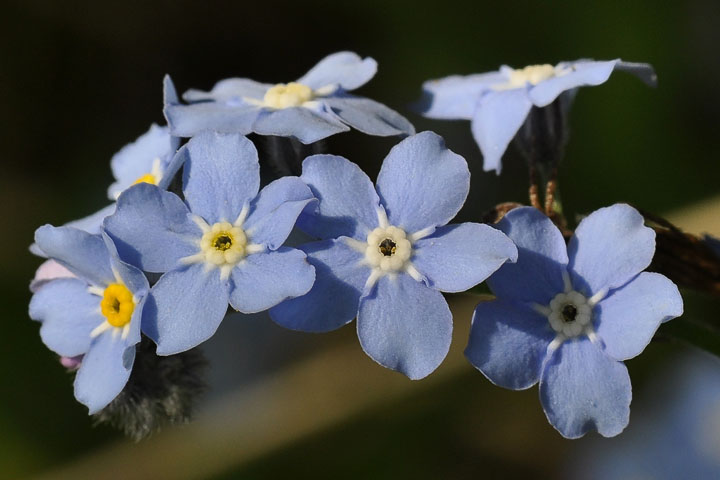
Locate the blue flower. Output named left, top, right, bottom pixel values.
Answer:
left=418, top=59, right=656, bottom=173
left=29, top=226, right=149, bottom=413
left=164, top=51, right=415, bottom=143
left=104, top=132, right=316, bottom=355
left=270, top=131, right=518, bottom=379
left=107, top=123, right=181, bottom=200
left=28, top=204, right=116, bottom=257
left=465, top=205, right=683, bottom=438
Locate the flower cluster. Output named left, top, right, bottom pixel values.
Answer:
left=29, top=52, right=686, bottom=440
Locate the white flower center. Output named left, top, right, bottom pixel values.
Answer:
left=263, top=82, right=314, bottom=109
left=546, top=290, right=592, bottom=338
left=364, top=225, right=412, bottom=272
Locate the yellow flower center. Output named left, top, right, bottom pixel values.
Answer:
left=200, top=222, right=248, bottom=265
left=263, top=82, right=314, bottom=109
left=508, top=64, right=557, bottom=87
left=132, top=173, right=158, bottom=186
left=100, top=283, right=135, bottom=328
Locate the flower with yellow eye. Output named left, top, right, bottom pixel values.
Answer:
left=104, top=132, right=316, bottom=355
left=164, top=51, right=415, bottom=144
left=29, top=226, right=149, bottom=414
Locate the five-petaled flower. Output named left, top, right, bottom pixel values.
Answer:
left=465, top=205, right=683, bottom=438
left=29, top=226, right=149, bottom=413
left=164, top=51, right=415, bottom=144
left=104, top=132, right=316, bottom=355
left=270, top=131, right=518, bottom=380
left=418, top=59, right=656, bottom=173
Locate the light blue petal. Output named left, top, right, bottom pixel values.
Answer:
left=528, top=60, right=618, bottom=107
left=413, top=222, right=517, bottom=292
left=243, top=177, right=316, bottom=250
left=102, top=233, right=150, bottom=300
left=30, top=204, right=117, bottom=258
left=322, top=95, right=415, bottom=137
left=595, top=272, right=683, bottom=361
left=74, top=331, right=136, bottom=414
left=614, top=61, right=657, bottom=87
left=297, top=51, right=377, bottom=90
left=357, top=274, right=452, bottom=380
left=29, top=278, right=104, bottom=357
left=252, top=107, right=350, bottom=144
left=34, top=226, right=114, bottom=287
left=298, top=154, right=380, bottom=240
left=540, top=338, right=631, bottom=438
left=488, top=207, right=568, bottom=306
left=108, top=124, right=177, bottom=199
left=465, top=299, right=554, bottom=390
left=418, top=71, right=506, bottom=119
left=229, top=247, right=314, bottom=313
left=270, top=239, right=368, bottom=332
left=143, top=264, right=230, bottom=355
left=568, top=204, right=655, bottom=296
left=182, top=132, right=260, bottom=224
left=376, top=131, right=469, bottom=233
left=163, top=74, right=178, bottom=106
left=165, top=102, right=259, bottom=138
left=104, top=183, right=201, bottom=273
left=183, top=78, right=271, bottom=103
left=157, top=147, right=187, bottom=191
left=471, top=89, right=533, bottom=174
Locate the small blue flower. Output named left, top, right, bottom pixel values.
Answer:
left=270, top=131, right=518, bottom=379
left=104, top=132, right=316, bottom=355
left=418, top=59, right=656, bottom=173
left=465, top=205, right=683, bottom=438
left=29, top=226, right=149, bottom=413
left=107, top=123, right=180, bottom=200
left=164, top=51, right=415, bottom=143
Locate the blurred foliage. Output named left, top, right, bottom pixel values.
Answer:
left=2, top=0, right=720, bottom=477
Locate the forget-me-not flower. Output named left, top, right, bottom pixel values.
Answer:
left=29, top=226, right=149, bottom=413
left=164, top=51, right=415, bottom=144
left=418, top=59, right=656, bottom=173
left=271, top=131, right=518, bottom=380
left=104, top=132, right=316, bottom=355
left=465, top=205, right=683, bottom=438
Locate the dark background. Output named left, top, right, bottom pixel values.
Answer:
left=2, top=0, right=720, bottom=478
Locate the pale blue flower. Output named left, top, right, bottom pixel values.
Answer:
left=164, top=51, right=415, bottom=143
left=104, top=132, right=316, bottom=355
left=465, top=205, right=683, bottom=438
left=29, top=226, right=149, bottom=413
left=271, top=131, right=517, bottom=380
left=419, top=59, right=656, bottom=173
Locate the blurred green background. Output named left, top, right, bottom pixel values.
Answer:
left=2, top=0, right=720, bottom=478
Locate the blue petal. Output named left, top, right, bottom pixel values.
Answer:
left=528, top=60, right=618, bottom=107
left=182, top=132, right=260, bottom=224
left=471, top=89, right=533, bottom=174
left=108, top=124, right=177, bottom=199
left=104, top=183, right=201, bottom=273
left=165, top=102, right=259, bottom=138
left=488, top=207, right=569, bottom=305
left=34, top=226, right=114, bottom=287
left=298, top=154, right=380, bottom=240
left=229, top=247, right=315, bottom=313
left=243, top=177, right=316, bottom=251
left=163, top=74, right=179, bottom=105
left=270, top=239, right=368, bottom=332
left=143, top=264, right=230, bottom=355
left=418, top=72, right=506, bottom=119
left=568, top=204, right=655, bottom=296
left=183, top=78, right=271, bottom=103
left=252, top=107, right=350, bottom=144
left=323, top=95, right=415, bottom=137
left=614, top=61, right=657, bottom=87
left=297, top=51, right=377, bottom=90
left=539, top=338, right=631, bottom=438
left=465, top=299, right=554, bottom=390
left=74, top=331, right=136, bottom=414
left=29, top=278, right=104, bottom=357
left=103, top=233, right=150, bottom=300
left=376, top=131, right=469, bottom=233
left=413, top=222, right=517, bottom=292
left=357, top=274, right=452, bottom=379
left=595, top=272, right=683, bottom=361
left=30, top=204, right=117, bottom=258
